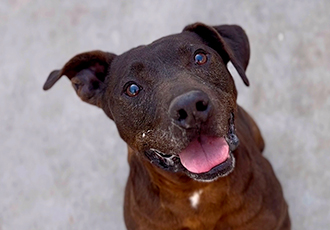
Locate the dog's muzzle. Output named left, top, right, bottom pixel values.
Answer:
left=145, top=113, right=239, bottom=182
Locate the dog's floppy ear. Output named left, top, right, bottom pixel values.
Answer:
left=183, top=23, right=250, bottom=86
left=43, top=50, right=116, bottom=107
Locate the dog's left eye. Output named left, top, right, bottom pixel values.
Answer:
left=194, top=53, right=208, bottom=65
left=125, top=82, right=142, bottom=97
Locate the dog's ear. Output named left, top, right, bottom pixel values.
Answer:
left=43, top=50, right=116, bottom=107
left=183, top=23, right=250, bottom=86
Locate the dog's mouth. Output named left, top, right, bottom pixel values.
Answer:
left=144, top=114, right=239, bottom=182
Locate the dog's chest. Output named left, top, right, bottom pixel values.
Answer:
left=154, top=188, right=228, bottom=229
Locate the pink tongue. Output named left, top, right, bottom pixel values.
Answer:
left=178, top=136, right=229, bottom=174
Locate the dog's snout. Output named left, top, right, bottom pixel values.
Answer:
left=169, top=90, right=211, bottom=129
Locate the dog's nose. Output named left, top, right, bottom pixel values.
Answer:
left=169, top=90, right=211, bottom=129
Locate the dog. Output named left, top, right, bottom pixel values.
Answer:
left=43, top=22, right=290, bottom=230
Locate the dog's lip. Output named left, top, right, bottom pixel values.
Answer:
left=150, top=148, right=173, bottom=158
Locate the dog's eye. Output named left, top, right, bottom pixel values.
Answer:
left=194, top=53, right=208, bottom=65
left=125, top=82, right=141, bottom=97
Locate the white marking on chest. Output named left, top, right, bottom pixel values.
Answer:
left=189, top=190, right=203, bottom=209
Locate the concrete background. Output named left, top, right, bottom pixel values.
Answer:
left=1, top=0, right=329, bottom=229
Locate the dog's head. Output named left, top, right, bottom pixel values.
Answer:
left=44, top=23, right=250, bottom=182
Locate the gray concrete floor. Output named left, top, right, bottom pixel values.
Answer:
left=1, top=0, right=330, bottom=229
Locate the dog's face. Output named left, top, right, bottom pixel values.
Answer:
left=44, top=23, right=250, bottom=182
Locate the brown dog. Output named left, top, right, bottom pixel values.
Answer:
left=43, top=23, right=290, bottom=230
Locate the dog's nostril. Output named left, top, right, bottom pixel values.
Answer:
left=196, top=101, right=208, bottom=112
left=178, top=109, right=188, bottom=121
